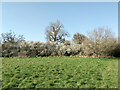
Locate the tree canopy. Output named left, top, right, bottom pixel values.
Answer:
left=45, top=20, right=69, bottom=44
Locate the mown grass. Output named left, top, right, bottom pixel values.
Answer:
left=2, top=57, right=118, bottom=88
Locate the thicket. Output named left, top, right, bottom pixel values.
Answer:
left=1, top=27, right=120, bottom=57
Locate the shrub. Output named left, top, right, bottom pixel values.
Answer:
left=81, top=39, right=94, bottom=56
left=1, top=28, right=119, bottom=57
left=70, top=44, right=82, bottom=55
left=58, top=40, right=71, bottom=56
left=45, top=41, right=58, bottom=56
left=2, top=42, right=19, bottom=57
left=18, top=41, right=59, bottom=57
left=111, top=43, right=120, bottom=57
left=0, top=43, right=2, bottom=57
left=1, top=31, right=25, bottom=57
left=58, top=40, right=82, bottom=56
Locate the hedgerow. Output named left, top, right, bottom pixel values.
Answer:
left=1, top=27, right=120, bottom=57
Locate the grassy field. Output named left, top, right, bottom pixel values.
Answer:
left=2, top=57, right=118, bottom=88
left=0, top=58, right=2, bottom=89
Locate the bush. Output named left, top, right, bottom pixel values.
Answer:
left=70, top=44, right=82, bottom=55
left=1, top=31, right=25, bottom=57
left=81, top=39, right=94, bottom=56
left=1, top=28, right=119, bottom=57
left=2, top=42, right=19, bottom=57
left=17, top=41, right=59, bottom=57
left=58, top=40, right=82, bottom=56
left=111, top=43, right=120, bottom=57
left=18, top=41, right=45, bottom=57
left=58, top=44, right=71, bottom=56
left=45, top=41, right=58, bottom=56
left=0, top=43, right=2, bottom=57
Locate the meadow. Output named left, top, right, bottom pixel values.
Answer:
left=0, top=59, right=2, bottom=89
left=2, top=57, right=118, bottom=88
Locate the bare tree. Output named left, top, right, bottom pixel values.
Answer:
left=1, top=30, right=25, bottom=43
left=45, top=20, right=69, bottom=43
left=73, top=32, right=87, bottom=44
left=82, top=27, right=117, bottom=57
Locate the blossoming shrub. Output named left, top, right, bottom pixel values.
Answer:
left=17, top=41, right=59, bottom=57
left=58, top=44, right=71, bottom=56
left=70, top=44, right=82, bottom=55
left=58, top=40, right=82, bottom=56
left=2, top=42, right=19, bottom=57
left=1, top=29, right=120, bottom=57
left=0, top=37, right=1, bottom=57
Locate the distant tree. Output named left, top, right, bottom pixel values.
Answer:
left=62, top=40, right=71, bottom=45
left=45, top=20, right=69, bottom=44
left=1, top=30, right=25, bottom=43
left=81, top=27, right=117, bottom=57
left=73, top=32, right=87, bottom=44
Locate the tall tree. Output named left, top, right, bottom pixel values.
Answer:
left=73, top=32, right=87, bottom=44
left=45, top=20, right=69, bottom=43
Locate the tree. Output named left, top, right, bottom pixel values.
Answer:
left=45, top=20, right=69, bottom=44
left=73, top=32, right=87, bottom=44
left=1, top=30, right=25, bottom=43
left=81, top=27, right=117, bottom=57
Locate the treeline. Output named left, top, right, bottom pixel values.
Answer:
left=0, top=20, right=120, bottom=57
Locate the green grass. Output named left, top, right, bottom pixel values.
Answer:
left=0, top=58, right=2, bottom=89
left=2, top=57, right=118, bottom=88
